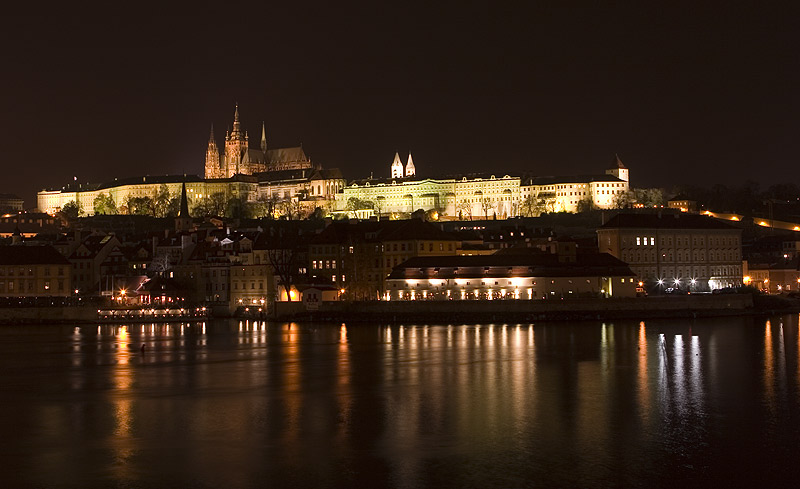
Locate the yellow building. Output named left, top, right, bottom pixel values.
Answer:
left=338, top=153, right=630, bottom=219
left=37, top=175, right=258, bottom=216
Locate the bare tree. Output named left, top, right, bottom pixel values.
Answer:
left=457, top=200, right=472, bottom=220
left=480, top=198, right=495, bottom=220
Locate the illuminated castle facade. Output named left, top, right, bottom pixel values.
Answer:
left=337, top=153, right=630, bottom=219
left=204, top=104, right=317, bottom=179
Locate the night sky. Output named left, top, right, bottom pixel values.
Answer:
left=2, top=4, right=797, bottom=207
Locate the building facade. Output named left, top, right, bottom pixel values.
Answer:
left=597, top=212, right=743, bottom=291
left=385, top=251, right=637, bottom=300
left=38, top=175, right=259, bottom=217
left=0, top=245, right=73, bottom=297
left=339, top=153, right=630, bottom=219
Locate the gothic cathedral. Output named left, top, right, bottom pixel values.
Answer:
left=204, top=105, right=317, bottom=179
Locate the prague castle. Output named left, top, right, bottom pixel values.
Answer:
left=37, top=103, right=628, bottom=221
left=337, top=153, right=630, bottom=219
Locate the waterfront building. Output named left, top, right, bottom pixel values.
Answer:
left=385, top=247, right=636, bottom=300
left=66, top=234, right=123, bottom=294
left=743, top=257, right=800, bottom=293
left=309, top=219, right=460, bottom=300
left=0, top=245, right=72, bottom=297
left=597, top=212, right=743, bottom=291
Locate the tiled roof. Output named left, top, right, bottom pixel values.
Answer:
left=524, top=174, right=624, bottom=186
left=311, top=220, right=458, bottom=244
left=599, top=212, right=741, bottom=230
left=265, top=146, right=309, bottom=164
left=387, top=252, right=633, bottom=279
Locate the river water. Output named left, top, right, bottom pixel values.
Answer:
left=1, top=316, right=799, bottom=488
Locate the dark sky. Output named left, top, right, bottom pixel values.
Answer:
left=2, top=4, right=798, bottom=206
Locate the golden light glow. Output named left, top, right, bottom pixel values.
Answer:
left=743, top=276, right=751, bottom=284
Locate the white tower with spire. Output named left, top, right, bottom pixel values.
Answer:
left=606, top=153, right=629, bottom=182
left=391, top=152, right=404, bottom=179
left=405, top=152, right=416, bottom=177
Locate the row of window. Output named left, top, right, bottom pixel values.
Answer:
left=0, top=280, right=66, bottom=292
left=627, top=235, right=739, bottom=247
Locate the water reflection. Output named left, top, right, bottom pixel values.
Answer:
left=2, top=316, right=800, bottom=488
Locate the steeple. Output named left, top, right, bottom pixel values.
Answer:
left=179, top=182, right=190, bottom=218
left=232, top=103, right=241, bottom=131
left=224, top=103, right=250, bottom=177
left=260, top=121, right=267, bottom=153
left=605, top=153, right=630, bottom=182
left=204, top=124, right=222, bottom=178
left=391, top=152, right=404, bottom=179
left=614, top=153, right=626, bottom=169
left=175, top=181, right=192, bottom=232
left=405, top=152, right=416, bottom=177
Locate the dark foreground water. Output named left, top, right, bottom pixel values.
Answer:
left=2, top=316, right=800, bottom=488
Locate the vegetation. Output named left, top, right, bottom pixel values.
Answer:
left=92, top=193, right=117, bottom=215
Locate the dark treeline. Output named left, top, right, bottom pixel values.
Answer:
left=671, top=181, right=800, bottom=219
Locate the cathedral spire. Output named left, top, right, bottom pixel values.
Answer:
left=405, top=151, right=416, bottom=177
left=208, top=124, right=215, bottom=142
left=260, top=121, right=267, bottom=153
left=391, top=152, right=404, bottom=179
left=614, top=153, right=626, bottom=169
left=230, top=103, right=243, bottom=138
left=179, top=181, right=190, bottom=218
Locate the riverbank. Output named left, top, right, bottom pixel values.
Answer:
left=2, top=293, right=798, bottom=325
left=274, top=294, right=784, bottom=323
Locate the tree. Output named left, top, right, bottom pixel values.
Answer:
left=276, top=199, right=305, bottom=220
left=266, top=230, right=303, bottom=301
left=631, top=188, right=664, bottom=208
left=611, top=191, right=634, bottom=209
left=457, top=200, right=473, bottom=220
left=125, top=195, right=153, bottom=215
left=480, top=198, right=495, bottom=220
left=374, top=197, right=385, bottom=219
left=346, top=197, right=374, bottom=211
left=576, top=195, right=595, bottom=213
left=520, top=195, right=537, bottom=217
left=60, top=200, right=82, bottom=221
left=166, top=196, right=181, bottom=217
left=93, top=193, right=117, bottom=215
left=152, top=184, right=172, bottom=217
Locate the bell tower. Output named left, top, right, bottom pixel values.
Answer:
left=204, top=124, right=222, bottom=179
left=224, top=104, right=249, bottom=177
left=391, top=152, right=403, bottom=179
left=606, top=153, right=629, bottom=182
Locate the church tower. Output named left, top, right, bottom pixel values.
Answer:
left=405, top=152, right=416, bottom=177
left=224, top=104, right=250, bottom=177
left=175, top=181, right=193, bottom=232
left=606, top=153, right=629, bottom=182
left=260, top=121, right=267, bottom=153
left=204, top=125, right=222, bottom=179
left=391, top=152, right=404, bottom=179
